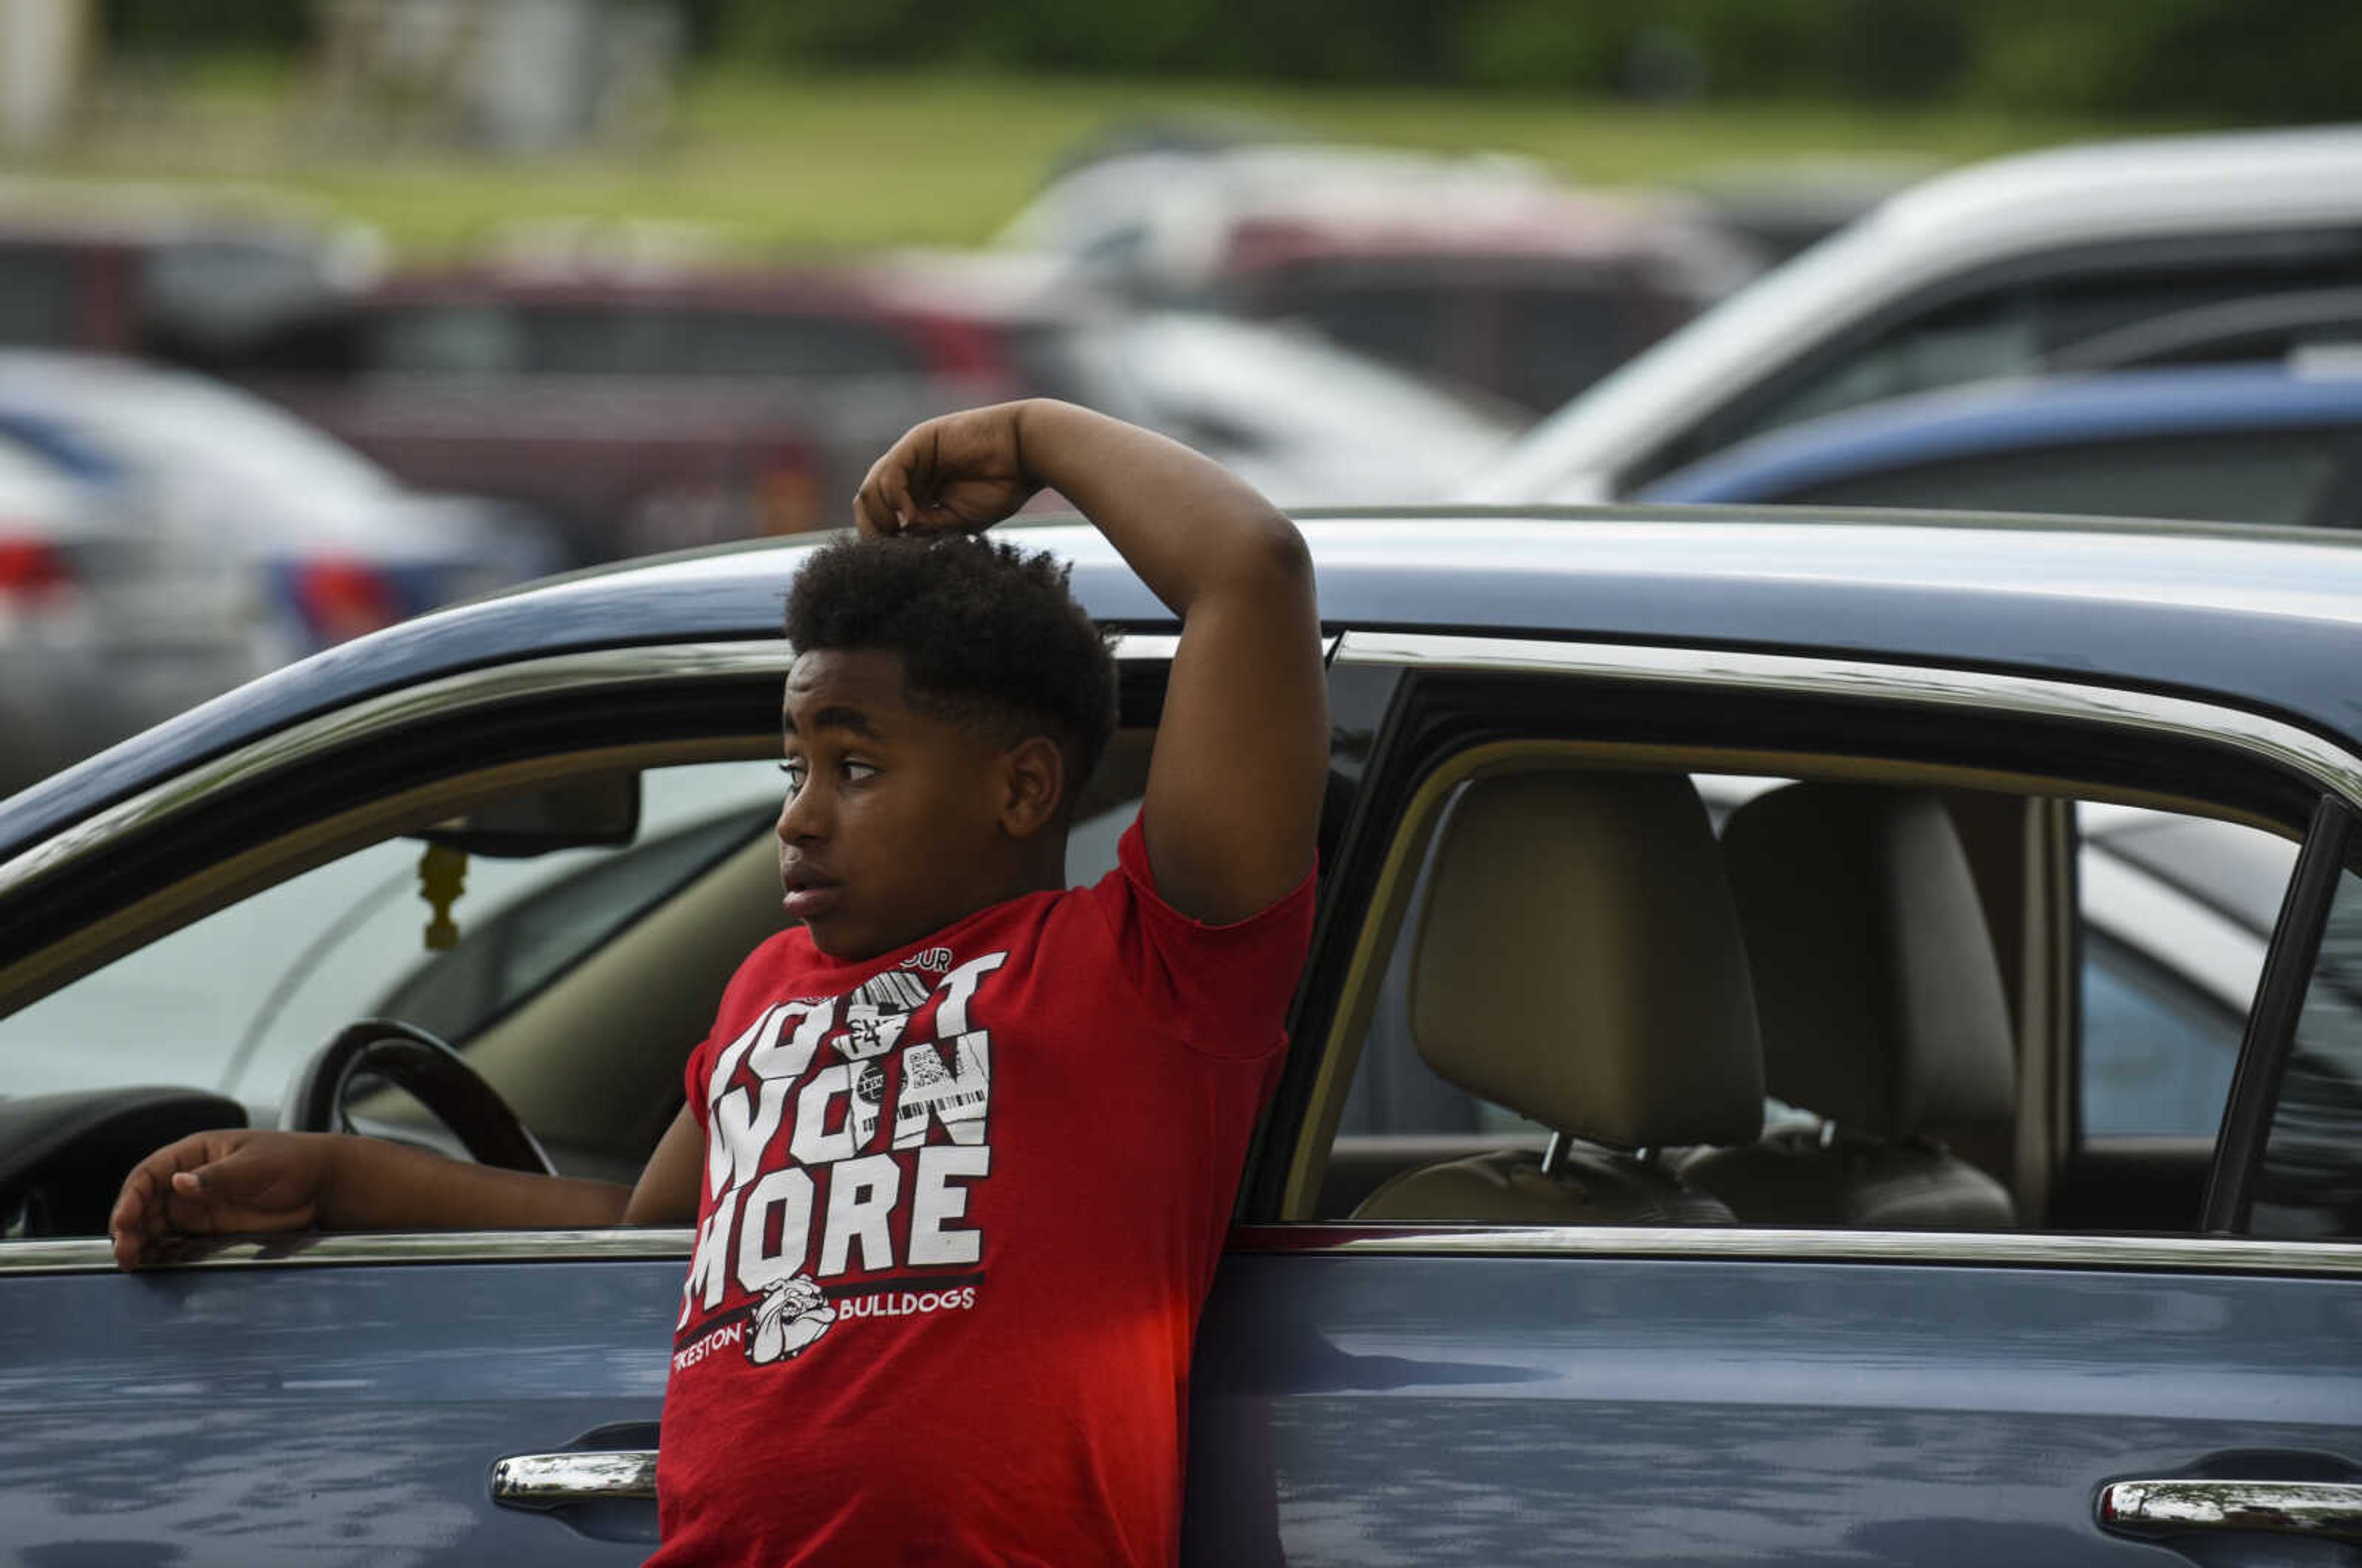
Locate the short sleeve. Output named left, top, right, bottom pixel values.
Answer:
left=1087, top=818, right=1317, bottom=1061
left=683, top=928, right=803, bottom=1131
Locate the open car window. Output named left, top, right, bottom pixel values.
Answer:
left=1310, top=764, right=2304, bottom=1236
left=0, top=723, right=1155, bottom=1210
left=0, top=760, right=787, bottom=1109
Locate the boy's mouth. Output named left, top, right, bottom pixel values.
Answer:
left=780, top=863, right=843, bottom=921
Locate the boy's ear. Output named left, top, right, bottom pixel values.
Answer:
left=997, top=735, right=1066, bottom=839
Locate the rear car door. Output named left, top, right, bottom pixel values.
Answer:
left=1185, top=631, right=2362, bottom=1566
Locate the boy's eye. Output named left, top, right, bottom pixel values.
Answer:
left=778, top=760, right=806, bottom=789
left=843, top=761, right=878, bottom=782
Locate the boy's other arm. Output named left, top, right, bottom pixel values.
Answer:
left=859, top=400, right=1326, bottom=923
left=622, top=1103, right=703, bottom=1224
left=111, top=1105, right=704, bottom=1268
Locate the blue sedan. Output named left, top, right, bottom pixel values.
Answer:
left=1638, top=362, right=2362, bottom=529
left=3, top=511, right=2362, bottom=1562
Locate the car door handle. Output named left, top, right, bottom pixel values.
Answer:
left=489, top=1449, right=659, bottom=1510
left=2099, top=1479, right=2362, bottom=1543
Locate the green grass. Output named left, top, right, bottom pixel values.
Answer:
left=10, top=62, right=2210, bottom=258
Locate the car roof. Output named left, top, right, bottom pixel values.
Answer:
left=10, top=511, right=2362, bottom=858
left=1639, top=364, right=2362, bottom=503
left=1475, top=126, right=2362, bottom=503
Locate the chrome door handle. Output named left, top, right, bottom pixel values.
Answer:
left=489, top=1449, right=658, bottom=1510
left=2099, top=1479, right=2362, bottom=1542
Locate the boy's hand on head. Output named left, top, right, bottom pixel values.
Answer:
left=109, top=1128, right=336, bottom=1269
left=856, top=402, right=1042, bottom=538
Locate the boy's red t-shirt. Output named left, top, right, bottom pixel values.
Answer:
left=647, top=819, right=1314, bottom=1567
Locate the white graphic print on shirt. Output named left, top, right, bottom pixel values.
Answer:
left=674, top=948, right=1005, bottom=1369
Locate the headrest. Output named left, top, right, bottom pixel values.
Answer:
left=1409, top=771, right=1764, bottom=1150
left=1719, top=782, right=2015, bottom=1137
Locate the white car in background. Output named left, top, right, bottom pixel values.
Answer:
left=0, top=352, right=560, bottom=660
left=1038, top=309, right=1520, bottom=507
left=1473, top=126, right=2362, bottom=502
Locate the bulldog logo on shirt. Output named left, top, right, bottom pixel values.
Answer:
left=748, top=1275, right=836, bottom=1363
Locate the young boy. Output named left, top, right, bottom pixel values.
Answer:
left=108, top=399, right=1328, bottom=1566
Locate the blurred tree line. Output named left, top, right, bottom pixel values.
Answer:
left=103, top=0, right=2362, bottom=123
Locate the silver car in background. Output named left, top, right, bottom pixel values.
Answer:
left=1476, top=126, right=2362, bottom=502
left=0, top=351, right=560, bottom=784
left=0, top=423, right=266, bottom=795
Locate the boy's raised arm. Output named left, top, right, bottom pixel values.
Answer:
left=856, top=400, right=1326, bottom=923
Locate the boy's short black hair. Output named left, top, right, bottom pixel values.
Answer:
left=784, top=533, right=1119, bottom=790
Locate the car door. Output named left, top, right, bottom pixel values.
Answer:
left=0, top=629, right=1219, bottom=1563
left=1183, top=631, right=2362, bottom=1566
left=0, top=646, right=792, bottom=1563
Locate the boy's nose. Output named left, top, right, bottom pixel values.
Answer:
left=776, top=783, right=825, bottom=842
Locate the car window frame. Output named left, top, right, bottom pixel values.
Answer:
left=1249, top=629, right=2362, bottom=1272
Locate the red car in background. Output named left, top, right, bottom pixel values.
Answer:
left=0, top=191, right=380, bottom=365
left=218, top=258, right=1053, bottom=563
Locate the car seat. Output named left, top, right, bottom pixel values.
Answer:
left=1682, top=782, right=2017, bottom=1228
left=1351, top=770, right=1765, bottom=1225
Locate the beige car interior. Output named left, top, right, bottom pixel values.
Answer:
left=1680, top=781, right=2019, bottom=1228
left=1351, top=771, right=1765, bottom=1225
left=1289, top=730, right=2297, bottom=1232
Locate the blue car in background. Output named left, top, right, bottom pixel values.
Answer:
left=4, top=511, right=2362, bottom=1562
left=1637, top=360, right=2362, bottom=528
left=0, top=351, right=561, bottom=657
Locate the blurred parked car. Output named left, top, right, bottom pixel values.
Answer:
left=7, top=511, right=2362, bottom=1558
left=1679, top=156, right=1935, bottom=265
left=0, top=183, right=383, bottom=364
left=1636, top=362, right=2362, bottom=530
left=0, top=424, right=268, bottom=796
left=213, top=253, right=1516, bottom=557
left=1033, top=309, right=1517, bottom=506
left=2046, top=286, right=2362, bottom=376
left=1474, top=126, right=2362, bottom=502
left=0, top=352, right=560, bottom=659
left=1000, top=143, right=1759, bottom=413
left=215, top=258, right=1038, bottom=561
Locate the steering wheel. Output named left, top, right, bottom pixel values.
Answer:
left=279, top=1019, right=555, bottom=1176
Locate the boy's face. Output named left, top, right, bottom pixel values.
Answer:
left=776, top=648, right=1036, bottom=960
